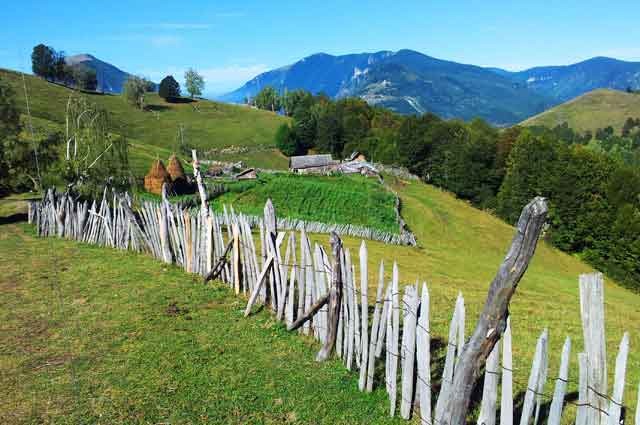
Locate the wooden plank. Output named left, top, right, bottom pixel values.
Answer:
left=388, top=261, right=400, bottom=417
left=500, top=317, right=513, bottom=425
left=417, top=282, right=431, bottom=425
left=579, top=273, right=608, bottom=425
left=376, top=285, right=390, bottom=358
left=576, top=353, right=588, bottom=425
left=358, top=241, right=369, bottom=391
left=400, top=284, right=418, bottom=419
left=243, top=256, right=274, bottom=316
left=477, top=341, right=499, bottom=425
left=607, top=332, right=629, bottom=425
left=366, top=260, right=385, bottom=392
left=519, top=329, right=547, bottom=425
left=548, top=337, right=571, bottom=425
left=434, top=293, right=462, bottom=420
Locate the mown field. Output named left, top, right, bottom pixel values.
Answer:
left=521, top=88, right=640, bottom=133
left=2, top=177, right=639, bottom=423
left=2, top=68, right=289, bottom=175
left=211, top=174, right=400, bottom=234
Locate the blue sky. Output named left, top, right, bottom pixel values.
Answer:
left=2, top=1, right=640, bottom=95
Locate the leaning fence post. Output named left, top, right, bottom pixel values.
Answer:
left=435, top=197, right=548, bottom=425
left=519, top=329, right=548, bottom=425
left=316, top=232, right=344, bottom=362
left=416, top=282, right=431, bottom=425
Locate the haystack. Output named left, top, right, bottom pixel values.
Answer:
left=144, top=159, right=171, bottom=194
left=167, top=154, right=186, bottom=181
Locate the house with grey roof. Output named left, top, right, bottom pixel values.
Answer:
left=288, top=154, right=339, bottom=174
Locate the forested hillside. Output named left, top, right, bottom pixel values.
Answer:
left=268, top=89, right=640, bottom=290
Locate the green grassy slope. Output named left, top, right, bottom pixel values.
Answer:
left=213, top=174, right=400, bottom=233
left=0, top=222, right=400, bottom=424
left=2, top=175, right=639, bottom=422
left=2, top=68, right=289, bottom=173
left=521, top=89, right=640, bottom=133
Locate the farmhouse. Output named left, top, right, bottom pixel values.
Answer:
left=289, top=154, right=339, bottom=174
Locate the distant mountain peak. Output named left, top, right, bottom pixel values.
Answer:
left=63, top=53, right=154, bottom=94
left=220, top=50, right=640, bottom=125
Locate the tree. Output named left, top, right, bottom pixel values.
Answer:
left=0, top=76, right=61, bottom=193
left=184, top=68, right=204, bottom=98
left=254, top=86, right=280, bottom=111
left=31, top=44, right=55, bottom=80
left=59, top=95, right=130, bottom=197
left=159, top=75, right=180, bottom=101
left=73, top=66, right=98, bottom=91
left=275, top=123, right=302, bottom=156
left=123, top=76, right=147, bottom=110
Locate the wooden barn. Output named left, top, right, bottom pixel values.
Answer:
left=289, top=154, right=339, bottom=174
left=144, top=159, right=171, bottom=195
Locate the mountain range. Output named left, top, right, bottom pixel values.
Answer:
left=220, top=49, right=640, bottom=125
left=65, top=54, right=151, bottom=93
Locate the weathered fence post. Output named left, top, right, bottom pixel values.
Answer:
left=435, top=197, right=548, bottom=425
left=477, top=341, right=499, bottom=425
left=417, top=282, right=431, bottom=425
left=579, top=272, right=608, bottom=425
left=500, top=317, right=513, bottom=425
left=608, top=332, right=629, bottom=425
left=547, top=337, right=571, bottom=425
left=400, top=284, right=418, bottom=419
left=520, top=329, right=548, bottom=425
left=316, top=232, right=344, bottom=362
left=358, top=241, right=369, bottom=391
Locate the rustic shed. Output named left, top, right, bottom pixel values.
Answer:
left=235, top=168, right=257, bottom=180
left=289, top=154, right=338, bottom=174
left=144, top=159, right=171, bottom=195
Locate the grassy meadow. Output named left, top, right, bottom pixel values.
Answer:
left=521, top=88, right=640, bottom=133
left=212, top=174, right=400, bottom=234
left=2, top=68, right=289, bottom=176
left=2, top=175, right=639, bottom=423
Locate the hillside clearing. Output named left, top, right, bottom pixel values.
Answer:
left=212, top=174, right=400, bottom=234
left=521, top=88, right=640, bottom=133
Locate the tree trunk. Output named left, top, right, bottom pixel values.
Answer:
left=436, top=197, right=548, bottom=425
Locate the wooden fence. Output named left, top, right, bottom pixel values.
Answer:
left=29, top=187, right=637, bottom=424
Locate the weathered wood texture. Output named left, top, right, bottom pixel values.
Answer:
left=435, top=196, right=549, bottom=425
